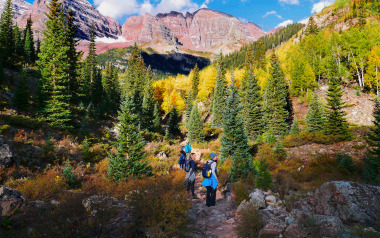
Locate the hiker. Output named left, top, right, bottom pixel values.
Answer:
left=202, top=152, right=219, bottom=207
left=185, top=152, right=197, bottom=199
left=184, top=142, right=192, bottom=160
left=178, top=150, right=186, bottom=169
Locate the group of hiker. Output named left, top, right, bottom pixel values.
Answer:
left=178, top=142, right=219, bottom=207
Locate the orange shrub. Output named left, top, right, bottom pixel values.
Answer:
left=81, top=175, right=132, bottom=200
left=16, top=170, right=68, bottom=200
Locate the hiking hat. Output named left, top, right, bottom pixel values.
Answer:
left=210, top=152, right=217, bottom=159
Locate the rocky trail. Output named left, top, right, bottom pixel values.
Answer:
left=188, top=174, right=238, bottom=238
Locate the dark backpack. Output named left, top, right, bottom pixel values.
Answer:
left=202, top=161, right=213, bottom=178
left=184, top=160, right=191, bottom=172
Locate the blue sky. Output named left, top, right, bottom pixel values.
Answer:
left=25, top=0, right=335, bottom=31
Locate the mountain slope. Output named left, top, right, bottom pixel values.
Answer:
left=0, top=0, right=31, bottom=19
left=121, top=8, right=266, bottom=55
left=16, top=0, right=121, bottom=40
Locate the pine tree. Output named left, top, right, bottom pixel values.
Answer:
left=305, top=17, right=319, bottom=36
left=254, top=158, right=272, bottom=191
left=191, top=64, right=200, bottom=99
left=24, top=16, right=35, bottom=64
left=37, top=0, right=72, bottom=129
left=220, top=72, right=254, bottom=180
left=108, top=97, right=152, bottom=182
left=187, top=102, right=204, bottom=143
left=166, top=106, right=181, bottom=139
left=122, top=43, right=146, bottom=101
left=66, top=9, right=80, bottom=103
left=212, top=62, right=227, bottom=128
left=14, top=24, right=23, bottom=59
left=241, top=46, right=263, bottom=139
left=0, top=0, right=14, bottom=62
left=289, top=118, right=300, bottom=135
left=306, top=93, right=325, bottom=132
left=365, top=101, right=380, bottom=185
left=35, top=38, right=41, bottom=59
left=13, top=68, right=30, bottom=111
left=324, top=57, right=350, bottom=138
left=152, top=102, right=161, bottom=133
left=141, top=66, right=155, bottom=131
left=185, top=90, right=194, bottom=126
left=102, top=62, right=120, bottom=114
left=262, top=54, right=290, bottom=136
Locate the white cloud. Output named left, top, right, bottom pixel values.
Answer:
left=263, top=10, right=282, bottom=19
left=311, top=0, right=335, bottom=14
left=279, top=0, right=299, bottom=5
left=298, top=17, right=309, bottom=24
left=276, top=19, right=294, bottom=28
left=94, top=0, right=202, bottom=19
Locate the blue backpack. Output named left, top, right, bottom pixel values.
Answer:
left=202, top=161, right=214, bottom=178
left=184, top=144, right=192, bottom=153
left=178, top=155, right=186, bottom=165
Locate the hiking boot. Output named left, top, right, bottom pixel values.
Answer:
left=192, top=194, right=198, bottom=199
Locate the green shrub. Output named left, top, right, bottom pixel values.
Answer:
left=336, top=153, right=357, bottom=174
left=236, top=203, right=264, bottom=238
left=282, top=131, right=348, bottom=147
left=273, top=142, right=287, bottom=161
left=254, top=158, right=272, bottom=191
left=264, top=133, right=276, bottom=146
left=41, top=137, right=55, bottom=158
left=232, top=182, right=250, bottom=207
left=63, top=163, right=77, bottom=188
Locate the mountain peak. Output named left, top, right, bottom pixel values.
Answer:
left=0, top=0, right=31, bottom=19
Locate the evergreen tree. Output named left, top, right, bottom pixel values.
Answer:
left=37, top=0, right=72, bottom=129
left=24, top=16, right=35, bottom=64
left=365, top=101, right=380, bottom=185
left=35, top=38, right=41, bottom=59
left=152, top=102, right=161, bottom=133
left=122, top=43, right=146, bottom=100
left=102, top=62, right=120, bottom=114
left=0, top=0, right=14, bottom=63
left=254, top=158, right=272, bottom=191
left=0, top=60, right=4, bottom=85
left=220, top=72, right=254, bottom=180
left=13, top=68, right=30, bottom=111
left=305, top=17, right=319, bottom=36
left=166, top=106, right=181, bottom=139
left=241, top=46, right=263, bottom=139
left=141, top=66, right=155, bottom=131
left=187, top=102, right=204, bottom=143
left=108, top=97, right=152, bottom=182
left=324, top=57, right=350, bottom=138
left=66, top=9, right=80, bottom=103
left=212, top=60, right=227, bottom=128
left=185, top=90, right=194, bottom=126
left=14, top=24, right=23, bottom=59
left=191, top=64, right=200, bottom=99
left=306, top=93, right=325, bottom=132
left=289, top=118, right=300, bottom=135
left=262, top=54, right=290, bottom=136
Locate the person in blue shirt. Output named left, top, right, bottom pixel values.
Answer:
left=185, top=152, right=197, bottom=199
left=202, top=152, right=219, bottom=207
left=178, top=150, right=186, bottom=169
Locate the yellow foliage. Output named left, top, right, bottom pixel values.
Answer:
left=225, top=68, right=245, bottom=87
left=198, top=66, right=217, bottom=102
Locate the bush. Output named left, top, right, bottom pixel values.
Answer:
left=232, top=182, right=250, bottom=207
left=236, top=203, right=264, bottom=238
left=126, top=171, right=191, bottom=237
left=81, top=175, right=131, bottom=200
left=63, top=162, right=77, bottom=188
left=16, top=170, right=68, bottom=200
left=282, top=131, right=348, bottom=147
left=336, top=153, right=357, bottom=174
left=273, top=142, right=287, bottom=161
left=254, top=158, right=272, bottom=191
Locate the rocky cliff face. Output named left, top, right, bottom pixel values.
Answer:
left=122, top=8, right=266, bottom=54
left=0, top=0, right=31, bottom=19
left=16, top=0, right=121, bottom=40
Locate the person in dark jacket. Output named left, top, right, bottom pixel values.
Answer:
left=185, top=152, right=197, bottom=199
left=178, top=150, right=186, bottom=169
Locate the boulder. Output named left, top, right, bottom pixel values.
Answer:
left=265, top=195, right=277, bottom=205
left=82, top=195, right=119, bottom=214
left=249, top=189, right=266, bottom=209
left=156, top=151, right=168, bottom=160
left=283, top=223, right=308, bottom=238
left=314, top=215, right=344, bottom=237
left=0, top=187, right=25, bottom=216
left=306, top=181, right=380, bottom=226
left=259, top=209, right=287, bottom=237
left=0, top=142, right=12, bottom=168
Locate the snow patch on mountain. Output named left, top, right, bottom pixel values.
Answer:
left=95, top=36, right=127, bottom=43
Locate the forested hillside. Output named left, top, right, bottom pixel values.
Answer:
left=1, top=0, right=380, bottom=237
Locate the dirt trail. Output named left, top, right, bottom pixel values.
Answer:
left=189, top=174, right=238, bottom=238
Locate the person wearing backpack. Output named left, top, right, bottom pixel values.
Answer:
left=184, top=142, right=192, bottom=160
left=185, top=153, right=197, bottom=199
left=202, top=152, right=219, bottom=207
left=178, top=150, right=186, bottom=169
